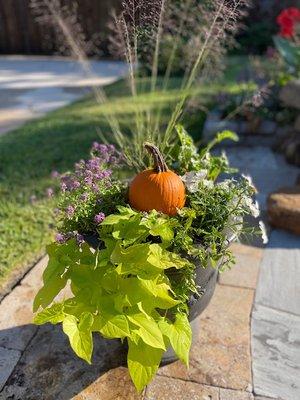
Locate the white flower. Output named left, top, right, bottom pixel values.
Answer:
left=181, top=170, right=207, bottom=193
left=240, top=195, right=260, bottom=218
left=259, top=221, right=268, bottom=244
left=245, top=197, right=260, bottom=218
left=230, top=195, right=240, bottom=208
left=250, top=200, right=260, bottom=218
left=217, top=179, right=232, bottom=190
left=202, top=179, right=214, bottom=189
left=242, top=174, right=257, bottom=191
left=222, top=215, right=243, bottom=242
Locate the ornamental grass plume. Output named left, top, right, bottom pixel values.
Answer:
left=108, top=0, right=251, bottom=167
left=30, top=0, right=251, bottom=170
left=30, top=0, right=122, bottom=138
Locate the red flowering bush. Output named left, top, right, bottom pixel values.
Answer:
left=274, top=8, right=300, bottom=76
left=277, top=7, right=300, bottom=39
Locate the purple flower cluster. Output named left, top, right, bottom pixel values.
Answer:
left=60, top=174, right=81, bottom=192
left=94, top=212, right=106, bottom=224
left=66, top=205, right=75, bottom=218
left=52, top=142, right=123, bottom=242
left=55, top=231, right=84, bottom=245
left=74, top=158, right=113, bottom=193
left=60, top=157, right=113, bottom=195
left=52, top=142, right=123, bottom=197
left=55, top=233, right=66, bottom=244
left=91, top=142, right=123, bottom=166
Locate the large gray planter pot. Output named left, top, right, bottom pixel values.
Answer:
left=161, top=260, right=219, bottom=365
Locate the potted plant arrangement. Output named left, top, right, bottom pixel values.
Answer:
left=29, top=0, right=261, bottom=392
left=33, top=126, right=262, bottom=392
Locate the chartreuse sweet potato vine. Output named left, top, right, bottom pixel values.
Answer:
left=33, top=207, right=194, bottom=392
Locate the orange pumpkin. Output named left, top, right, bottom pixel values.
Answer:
left=129, top=143, right=186, bottom=216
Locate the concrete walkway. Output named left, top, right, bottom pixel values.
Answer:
left=0, top=56, right=128, bottom=135
left=0, top=146, right=299, bottom=399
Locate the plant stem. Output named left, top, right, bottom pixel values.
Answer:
left=144, top=143, right=168, bottom=172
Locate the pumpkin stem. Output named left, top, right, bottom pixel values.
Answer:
left=144, top=143, right=168, bottom=173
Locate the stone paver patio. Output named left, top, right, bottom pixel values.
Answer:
left=0, top=137, right=299, bottom=397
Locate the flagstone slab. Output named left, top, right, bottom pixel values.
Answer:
left=158, top=285, right=254, bottom=391
left=71, top=367, right=141, bottom=400
left=219, top=243, right=262, bottom=289
left=219, top=388, right=254, bottom=399
left=0, top=284, right=37, bottom=351
left=0, top=324, right=128, bottom=400
left=251, top=304, right=300, bottom=400
left=145, top=376, right=219, bottom=400
left=255, top=230, right=300, bottom=316
left=0, top=346, right=21, bottom=391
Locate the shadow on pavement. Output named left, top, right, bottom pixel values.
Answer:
left=0, top=323, right=127, bottom=400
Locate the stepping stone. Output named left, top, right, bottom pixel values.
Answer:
left=252, top=304, right=300, bottom=400
left=0, top=346, right=21, bottom=391
left=158, top=285, right=254, bottom=391
left=145, top=376, right=219, bottom=400
left=219, top=243, right=263, bottom=289
left=255, top=230, right=300, bottom=316
left=267, top=186, right=300, bottom=235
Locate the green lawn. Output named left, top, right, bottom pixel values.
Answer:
left=0, top=56, right=254, bottom=286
